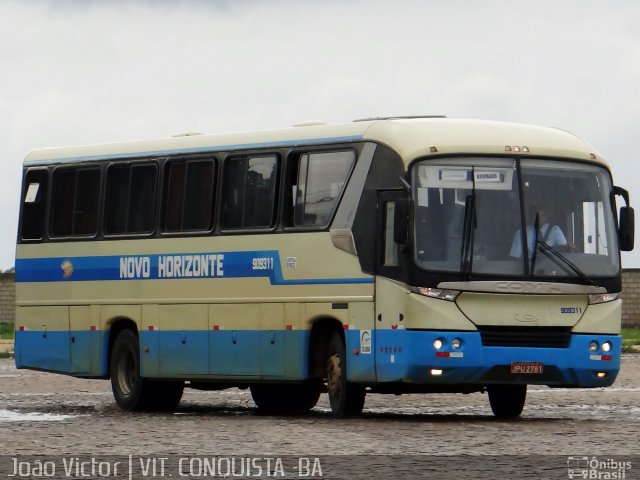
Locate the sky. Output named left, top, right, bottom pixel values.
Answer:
left=1, top=0, right=639, bottom=270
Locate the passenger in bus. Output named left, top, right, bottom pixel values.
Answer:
left=509, top=205, right=567, bottom=258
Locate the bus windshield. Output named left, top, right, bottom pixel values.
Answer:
left=412, top=157, right=620, bottom=280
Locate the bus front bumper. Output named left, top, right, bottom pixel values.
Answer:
left=350, top=330, right=621, bottom=388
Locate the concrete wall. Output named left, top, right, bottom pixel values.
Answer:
left=0, top=272, right=15, bottom=324
left=621, top=269, right=640, bottom=328
left=0, top=270, right=638, bottom=327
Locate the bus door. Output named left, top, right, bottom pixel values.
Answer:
left=374, top=190, right=409, bottom=381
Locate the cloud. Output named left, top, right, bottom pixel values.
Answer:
left=1, top=0, right=639, bottom=268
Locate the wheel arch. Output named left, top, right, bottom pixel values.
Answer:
left=308, top=316, right=345, bottom=380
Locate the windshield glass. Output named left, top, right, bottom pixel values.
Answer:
left=412, top=158, right=620, bottom=279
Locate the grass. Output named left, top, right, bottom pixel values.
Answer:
left=622, top=328, right=640, bottom=352
left=0, top=322, right=14, bottom=340
left=0, top=323, right=14, bottom=358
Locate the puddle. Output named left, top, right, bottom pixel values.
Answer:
left=0, top=409, right=80, bottom=422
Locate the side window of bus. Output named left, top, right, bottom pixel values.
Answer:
left=51, top=167, right=101, bottom=237
left=288, top=150, right=355, bottom=227
left=21, top=169, right=49, bottom=241
left=105, top=163, right=158, bottom=235
left=222, top=155, right=279, bottom=230
left=163, top=159, right=216, bottom=232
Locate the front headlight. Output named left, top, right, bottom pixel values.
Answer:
left=589, top=293, right=619, bottom=305
left=410, top=287, right=460, bottom=302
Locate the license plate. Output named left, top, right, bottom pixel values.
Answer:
left=510, top=362, right=544, bottom=374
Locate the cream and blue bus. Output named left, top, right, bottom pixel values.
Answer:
left=15, top=117, right=634, bottom=418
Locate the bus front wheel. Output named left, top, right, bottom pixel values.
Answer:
left=326, top=332, right=365, bottom=418
left=487, top=384, right=527, bottom=418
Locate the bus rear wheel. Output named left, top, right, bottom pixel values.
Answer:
left=250, top=383, right=321, bottom=414
left=487, top=384, right=527, bottom=418
left=326, top=332, right=365, bottom=418
left=110, top=329, right=183, bottom=411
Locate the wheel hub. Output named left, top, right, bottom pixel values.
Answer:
left=327, top=353, right=342, bottom=397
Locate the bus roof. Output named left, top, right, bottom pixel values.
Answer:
left=23, top=117, right=607, bottom=168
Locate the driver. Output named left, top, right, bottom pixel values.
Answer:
left=510, top=204, right=567, bottom=258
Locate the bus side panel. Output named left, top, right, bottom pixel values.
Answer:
left=259, top=303, right=286, bottom=377
left=344, top=302, right=377, bottom=383
left=284, top=303, right=307, bottom=379
left=209, top=304, right=261, bottom=377
left=153, top=304, right=209, bottom=376
left=15, top=306, right=71, bottom=373
left=69, top=305, right=104, bottom=376
left=207, top=303, right=288, bottom=378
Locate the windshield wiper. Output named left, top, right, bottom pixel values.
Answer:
left=460, top=169, right=477, bottom=279
left=534, top=240, right=594, bottom=285
left=529, top=211, right=541, bottom=276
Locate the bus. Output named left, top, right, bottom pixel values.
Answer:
left=14, top=117, right=635, bottom=418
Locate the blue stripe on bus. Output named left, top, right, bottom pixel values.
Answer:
left=14, top=328, right=314, bottom=380
left=15, top=328, right=621, bottom=388
left=15, top=250, right=374, bottom=285
left=23, top=135, right=365, bottom=165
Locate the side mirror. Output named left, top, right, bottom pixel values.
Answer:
left=619, top=206, right=635, bottom=251
left=614, top=186, right=634, bottom=251
left=394, top=197, right=409, bottom=245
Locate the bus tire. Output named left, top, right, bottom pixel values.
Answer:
left=251, top=383, right=321, bottom=414
left=487, top=384, right=527, bottom=418
left=326, top=332, right=365, bottom=418
left=110, top=329, right=153, bottom=411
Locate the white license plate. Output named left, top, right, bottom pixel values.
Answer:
left=510, top=362, right=544, bottom=374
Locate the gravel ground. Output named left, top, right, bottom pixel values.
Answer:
left=1, top=355, right=638, bottom=478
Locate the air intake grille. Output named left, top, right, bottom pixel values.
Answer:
left=478, top=326, right=571, bottom=348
